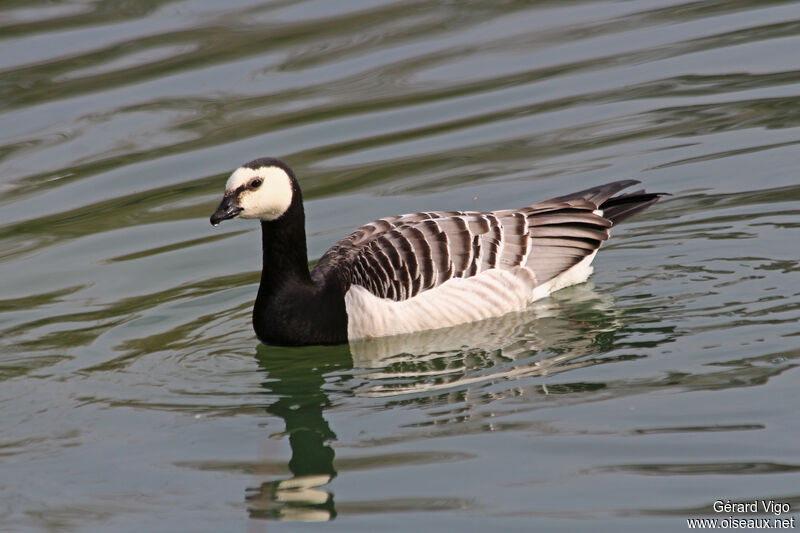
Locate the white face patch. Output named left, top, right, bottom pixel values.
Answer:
left=226, top=165, right=294, bottom=221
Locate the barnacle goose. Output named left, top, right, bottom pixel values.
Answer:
left=210, top=157, right=663, bottom=346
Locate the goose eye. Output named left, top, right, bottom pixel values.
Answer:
left=250, top=178, right=263, bottom=189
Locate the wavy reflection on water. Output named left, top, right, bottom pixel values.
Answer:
left=3, top=0, right=800, bottom=530
left=235, top=285, right=660, bottom=521
left=201, top=279, right=796, bottom=523
left=350, top=284, right=633, bottom=398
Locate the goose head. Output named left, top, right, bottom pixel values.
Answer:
left=210, top=158, right=297, bottom=225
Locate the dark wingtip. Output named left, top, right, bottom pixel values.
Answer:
left=549, top=179, right=642, bottom=206
left=600, top=190, right=667, bottom=225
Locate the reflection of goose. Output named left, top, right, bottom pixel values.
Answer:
left=246, top=345, right=351, bottom=522
left=350, top=283, right=628, bottom=398
left=242, top=287, right=634, bottom=521
left=210, top=157, right=662, bottom=346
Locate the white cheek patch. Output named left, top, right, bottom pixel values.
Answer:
left=226, top=166, right=294, bottom=221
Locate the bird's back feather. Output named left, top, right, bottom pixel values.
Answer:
left=313, top=180, right=657, bottom=307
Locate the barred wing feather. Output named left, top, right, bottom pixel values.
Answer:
left=313, top=180, right=650, bottom=303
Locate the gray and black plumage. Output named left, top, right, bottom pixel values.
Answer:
left=210, top=157, right=663, bottom=346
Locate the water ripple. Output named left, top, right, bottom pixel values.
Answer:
left=2, top=0, right=800, bottom=529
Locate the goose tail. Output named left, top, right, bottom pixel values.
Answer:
left=548, top=179, right=665, bottom=226
left=600, top=190, right=664, bottom=225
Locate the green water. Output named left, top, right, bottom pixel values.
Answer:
left=1, top=1, right=799, bottom=531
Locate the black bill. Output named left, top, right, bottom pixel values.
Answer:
left=210, top=195, right=243, bottom=225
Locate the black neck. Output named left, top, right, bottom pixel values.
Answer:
left=257, top=203, right=313, bottom=292
left=252, top=191, right=348, bottom=345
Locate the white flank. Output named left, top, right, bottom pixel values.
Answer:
left=531, top=250, right=596, bottom=301
left=345, top=251, right=597, bottom=340
left=226, top=166, right=293, bottom=221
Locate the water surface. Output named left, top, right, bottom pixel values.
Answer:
left=1, top=1, right=799, bottom=531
